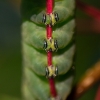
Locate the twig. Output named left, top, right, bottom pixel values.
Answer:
left=95, top=85, right=100, bottom=100
left=76, top=0, right=100, bottom=20
left=67, top=61, right=100, bottom=100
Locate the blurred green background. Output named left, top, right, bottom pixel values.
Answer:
left=0, top=0, right=100, bottom=100
left=0, top=0, right=21, bottom=100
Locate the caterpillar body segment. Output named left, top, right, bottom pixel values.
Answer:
left=22, top=19, right=75, bottom=50
left=22, top=58, right=74, bottom=100
left=23, top=42, right=75, bottom=76
left=22, top=0, right=75, bottom=99
left=30, top=0, right=75, bottom=26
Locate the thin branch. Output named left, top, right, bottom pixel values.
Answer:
left=67, top=61, right=100, bottom=100
left=77, top=0, right=100, bottom=20
left=95, top=85, right=100, bottom=100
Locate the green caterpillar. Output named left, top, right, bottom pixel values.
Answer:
left=21, top=0, right=75, bottom=100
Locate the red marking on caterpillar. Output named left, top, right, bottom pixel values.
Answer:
left=46, top=25, right=52, bottom=39
left=46, top=0, right=54, bottom=14
left=46, top=0, right=57, bottom=98
left=49, top=78, right=57, bottom=97
left=47, top=51, right=52, bottom=66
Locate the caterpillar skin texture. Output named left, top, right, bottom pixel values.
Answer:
left=21, top=0, right=75, bottom=100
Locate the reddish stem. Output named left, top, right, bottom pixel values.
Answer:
left=95, top=85, right=100, bottom=100
left=46, top=0, right=57, bottom=98
left=77, top=0, right=100, bottom=20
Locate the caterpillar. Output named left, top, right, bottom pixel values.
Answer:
left=21, top=0, right=75, bottom=100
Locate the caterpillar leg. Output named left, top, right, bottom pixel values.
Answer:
left=54, top=13, right=59, bottom=22
left=43, top=40, right=48, bottom=50
left=43, top=38, right=58, bottom=52
left=54, top=39, right=58, bottom=51
left=42, top=14, right=46, bottom=24
left=46, top=66, right=58, bottom=78
left=42, top=12, right=59, bottom=26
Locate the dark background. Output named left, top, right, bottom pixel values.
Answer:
left=0, top=0, right=100, bottom=100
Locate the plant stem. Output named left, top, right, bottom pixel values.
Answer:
left=67, top=61, right=100, bottom=100
left=77, top=0, right=100, bottom=20
left=95, top=85, right=100, bottom=100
